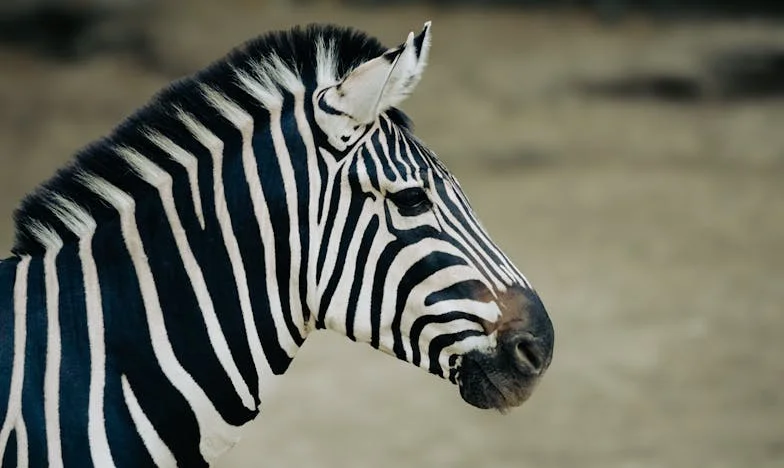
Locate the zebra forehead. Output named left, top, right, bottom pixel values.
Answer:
left=11, top=24, right=414, bottom=256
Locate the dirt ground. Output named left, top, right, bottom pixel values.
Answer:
left=1, top=2, right=783, bottom=467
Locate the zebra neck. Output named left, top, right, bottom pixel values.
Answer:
left=0, top=170, right=310, bottom=465
left=0, top=77, right=331, bottom=465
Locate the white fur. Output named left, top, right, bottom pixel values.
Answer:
left=291, top=86, right=322, bottom=329
left=121, top=375, right=177, bottom=467
left=80, top=173, right=242, bottom=463
left=315, top=171, right=353, bottom=301
left=424, top=298, right=501, bottom=323
left=315, top=37, right=338, bottom=87
left=317, top=143, right=372, bottom=316
left=396, top=127, right=419, bottom=179
left=371, top=122, right=404, bottom=182
left=420, top=319, right=486, bottom=371
left=319, top=199, right=377, bottom=333
left=46, top=194, right=97, bottom=238
left=400, top=265, right=491, bottom=363
left=329, top=53, right=400, bottom=124
left=200, top=86, right=255, bottom=133
left=0, top=256, right=31, bottom=461
left=266, top=104, right=308, bottom=340
left=43, top=195, right=116, bottom=465
left=199, top=87, right=303, bottom=361
left=26, top=219, right=64, bottom=253
left=145, top=130, right=206, bottom=230
left=28, top=222, right=65, bottom=468
left=15, top=416, right=28, bottom=468
left=177, top=108, right=295, bottom=382
left=53, top=196, right=116, bottom=467
left=234, top=67, right=283, bottom=110
left=314, top=141, right=377, bottom=301
left=116, top=145, right=257, bottom=411
left=438, top=333, right=496, bottom=372
left=377, top=238, right=469, bottom=357
left=345, top=207, right=395, bottom=343
left=248, top=54, right=304, bottom=96
left=313, top=147, right=340, bottom=271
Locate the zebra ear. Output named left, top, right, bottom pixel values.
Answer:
left=323, top=22, right=432, bottom=124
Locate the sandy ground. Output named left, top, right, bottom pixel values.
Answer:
left=1, top=2, right=783, bottom=467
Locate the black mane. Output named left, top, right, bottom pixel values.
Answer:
left=11, top=24, right=410, bottom=256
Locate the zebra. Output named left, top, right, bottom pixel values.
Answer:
left=0, top=22, right=554, bottom=467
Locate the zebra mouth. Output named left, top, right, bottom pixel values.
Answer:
left=457, top=349, right=540, bottom=411
left=456, top=286, right=554, bottom=411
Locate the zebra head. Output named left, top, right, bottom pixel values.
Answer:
left=311, top=23, right=554, bottom=411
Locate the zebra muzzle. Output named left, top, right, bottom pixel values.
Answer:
left=458, top=287, right=554, bottom=411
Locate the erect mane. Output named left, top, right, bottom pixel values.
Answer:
left=11, top=24, right=410, bottom=256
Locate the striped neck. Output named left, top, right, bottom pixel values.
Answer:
left=0, top=77, right=331, bottom=466
left=0, top=93, right=318, bottom=464
left=0, top=24, right=405, bottom=465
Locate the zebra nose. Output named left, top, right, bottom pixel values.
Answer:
left=496, top=287, right=554, bottom=375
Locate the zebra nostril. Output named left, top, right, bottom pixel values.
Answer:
left=509, top=333, right=545, bottom=375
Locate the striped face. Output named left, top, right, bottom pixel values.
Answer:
left=315, top=118, right=553, bottom=410
left=312, top=23, right=553, bottom=411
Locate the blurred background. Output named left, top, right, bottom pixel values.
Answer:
left=1, top=1, right=783, bottom=467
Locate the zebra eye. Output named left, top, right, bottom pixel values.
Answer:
left=388, top=187, right=432, bottom=216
